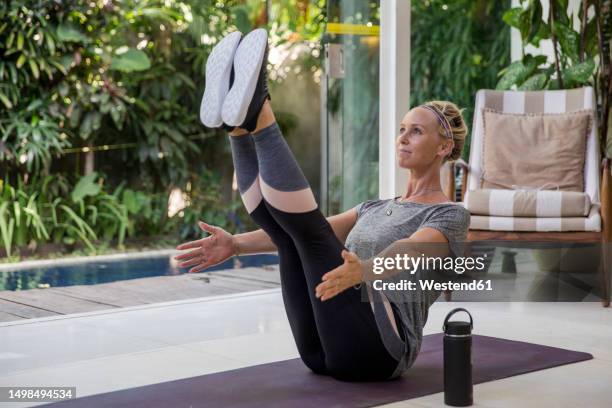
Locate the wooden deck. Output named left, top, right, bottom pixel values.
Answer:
left=0, top=266, right=280, bottom=323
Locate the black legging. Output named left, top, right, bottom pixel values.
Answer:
left=230, top=124, right=399, bottom=382
left=249, top=202, right=399, bottom=381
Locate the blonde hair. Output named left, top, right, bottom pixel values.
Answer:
left=422, top=100, right=468, bottom=163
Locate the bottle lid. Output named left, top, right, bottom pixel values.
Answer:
left=443, top=307, right=473, bottom=335
left=445, top=321, right=472, bottom=336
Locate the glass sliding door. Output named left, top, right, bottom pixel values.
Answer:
left=322, top=0, right=380, bottom=215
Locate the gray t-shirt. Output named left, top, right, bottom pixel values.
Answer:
left=345, top=197, right=470, bottom=378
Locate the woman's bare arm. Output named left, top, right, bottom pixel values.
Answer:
left=314, top=227, right=452, bottom=300
left=232, top=208, right=359, bottom=256
left=232, top=228, right=277, bottom=255
left=326, top=208, right=358, bottom=244
left=361, top=227, right=451, bottom=282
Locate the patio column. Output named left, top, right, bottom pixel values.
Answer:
left=379, top=0, right=411, bottom=199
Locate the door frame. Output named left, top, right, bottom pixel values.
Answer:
left=320, top=0, right=411, bottom=211
left=379, top=0, right=411, bottom=199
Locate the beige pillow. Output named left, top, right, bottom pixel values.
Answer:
left=481, top=109, right=592, bottom=192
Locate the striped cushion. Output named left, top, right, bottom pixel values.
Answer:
left=469, top=205, right=601, bottom=232
left=466, top=88, right=601, bottom=207
left=465, top=189, right=591, bottom=217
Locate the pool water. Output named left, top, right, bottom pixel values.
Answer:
left=0, top=254, right=279, bottom=291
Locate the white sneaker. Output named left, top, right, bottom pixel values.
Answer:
left=200, top=31, right=243, bottom=128
left=221, top=28, right=269, bottom=130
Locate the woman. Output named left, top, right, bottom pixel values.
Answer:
left=175, top=29, right=470, bottom=382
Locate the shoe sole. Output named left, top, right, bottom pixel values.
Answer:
left=221, top=28, right=268, bottom=127
left=200, top=31, right=242, bottom=128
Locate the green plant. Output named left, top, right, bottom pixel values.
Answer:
left=0, top=177, right=50, bottom=256
left=67, top=172, right=129, bottom=249
left=0, top=2, right=65, bottom=109
left=498, top=0, right=611, bottom=153
left=499, top=0, right=600, bottom=90
left=177, top=168, right=244, bottom=240
left=118, top=186, right=172, bottom=237
left=0, top=0, right=325, bottom=258
left=0, top=173, right=132, bottom=256
left=411, top=0, right=511, bottom=160
left=53, top=201, right=98, bottom=252
left=0, top=101, right=71, bottom=174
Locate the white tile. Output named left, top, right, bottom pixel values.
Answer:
left=73, top=294, right=291, bottom=346
left=0, top=292, right=289, bottom=378
left=1, top=293, right=611, bottom=407
left=182, top=330, right=299, bottom=365
left=374, top=401, right=434, bottom=408
left=379, top=400, right=491, bottom=408
left=390, top=358, right=612, bottom=408
left=0, top=346, right=247, bottom=408
left=459, top=358, right=610, bottom=408
left=0, top=319, right=167, bottom=376
left=424, top=302, right=612, bottom=361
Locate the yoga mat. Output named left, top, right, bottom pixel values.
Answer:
left=48, top=333, right=592, bottom=408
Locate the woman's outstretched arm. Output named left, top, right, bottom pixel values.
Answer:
left=175, top=208, right=358, bottom=272
left=326, top=208, right=358, bottom=245
left=233, top=228, right=277, bottom=254
left=315, top=227, right=451, bottom=301
left=360, top=227, right=451, bottom=282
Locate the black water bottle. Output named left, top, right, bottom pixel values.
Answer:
left=443, top=308, right=474, bottom=407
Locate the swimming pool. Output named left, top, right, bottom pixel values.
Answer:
left=0, top=254, right=279, bottom=291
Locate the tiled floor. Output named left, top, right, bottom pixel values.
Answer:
left=0, top=289, right=610, bottom=408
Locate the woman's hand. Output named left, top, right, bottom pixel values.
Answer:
left=315, top=250, right=364, bottom=301
left=174, top=221, right=236, bottom=273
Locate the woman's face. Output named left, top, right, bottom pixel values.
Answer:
left=395, top=107, right=451, bottom=170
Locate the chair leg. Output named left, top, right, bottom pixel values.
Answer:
left=600, top=242, right=610, bottom=307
